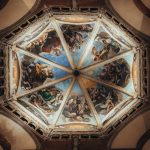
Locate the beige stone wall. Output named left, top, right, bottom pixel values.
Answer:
left=0, top=114, right=36, bottom=150
left=0, top=0, right=36, bottom=30
left=109, top=0, right=150, bottom=36
left=111, top=110, right=150, bottom=148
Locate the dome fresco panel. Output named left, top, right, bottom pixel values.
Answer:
left=56, top=81, right=97, bottom=127
left=81, top=52, right=136, bottom=95
left=18, top=78, right=72, bottom=126
left=4, top=12, right=141, bottom=133
left=81, top=25, right=131, bottom=68
left=12, top=51, right=69, bottom=95
left=84, top=78, right=131, bottom=122
left=60, top=23, right=94, bottom=65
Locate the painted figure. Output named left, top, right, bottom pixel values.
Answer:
left=61, top=25, right=93, bottom=52
left=88, top=85, right=118, bottom=115
left=63, top=96, right=91, bottom=122
left=92, top=32, right=121, bottom=61
left=42, top=31, right=62, bottom=56
left=99, top=59, right=130, bottom=87
left=26, top=87, right=63, bottom=116
left=21, top=57, right=54, bottom=90
left=27, top=30, right=62, bottom=56
left=18, top=100, right=49, bottom=124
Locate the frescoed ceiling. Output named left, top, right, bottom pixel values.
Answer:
left=2, top=11, right=143, bottom=135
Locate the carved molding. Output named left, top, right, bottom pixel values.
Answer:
left=0, top=2, right=149, bottom=150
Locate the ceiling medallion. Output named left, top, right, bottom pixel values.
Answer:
left=1, top=9, right=144, bottom=137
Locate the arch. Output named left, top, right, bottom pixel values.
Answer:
left=0, top=0, right=42, bottom=36
left=136, top=130, right=150, bottom=150
left=134, top=0, right=150, bottom=17
left=108, top=107, right=150, bottom=150
left=0, top=110, right=41, bottom=150
left=0, top=0, right=9, bottom=10
left=0, top=134, right=11, bottom=150
left=107, top=0, right=150, bottom=37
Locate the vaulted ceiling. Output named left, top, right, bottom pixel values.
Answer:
left=0, top=0, right=149, bottom=150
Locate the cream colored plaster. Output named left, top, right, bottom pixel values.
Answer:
left=0, top=0, right=36, bottom=30
left=111, top=111, right=150, bottom=148
left=0, top=114, right=36, bottom=150
left=109, top=0, right=150, bottom=36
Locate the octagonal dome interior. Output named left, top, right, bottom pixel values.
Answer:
left=4, top=12, right=141, bottom=133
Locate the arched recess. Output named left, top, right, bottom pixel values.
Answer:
left=0, top=0, right=40, bottom=31
left=110, top=110, right=150, bottom=149
left=134, top=0, right=150, bottom=17
left=0, top=0, right=9, bottom=10
left=0, top=113, right=40, bottom=150
left=0, top=134, right=11, bottom=150
left=136, top=130, right=150, bottom=150
left=107, top=0, right=150, bottom=37
left=141, top=0, right=150, bottom=9
left=143, top=140, right=150, bottom=150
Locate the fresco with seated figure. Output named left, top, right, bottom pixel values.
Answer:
left=82, top=56, right=134, bottom=93
left=18, top=78, right=72, bottom=125
left=61, top=24, right=94, bottom=65
left=17, top=53, right=68, bottom=93
left=25, top=28, right=71, bottom=68
left=82, top=27, right=131, bottom=68
left=101, top=20, right=133, bottom=48
left=56, top=81, right=97, bottom=126
left=81, top=78, right=131, bottom=122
